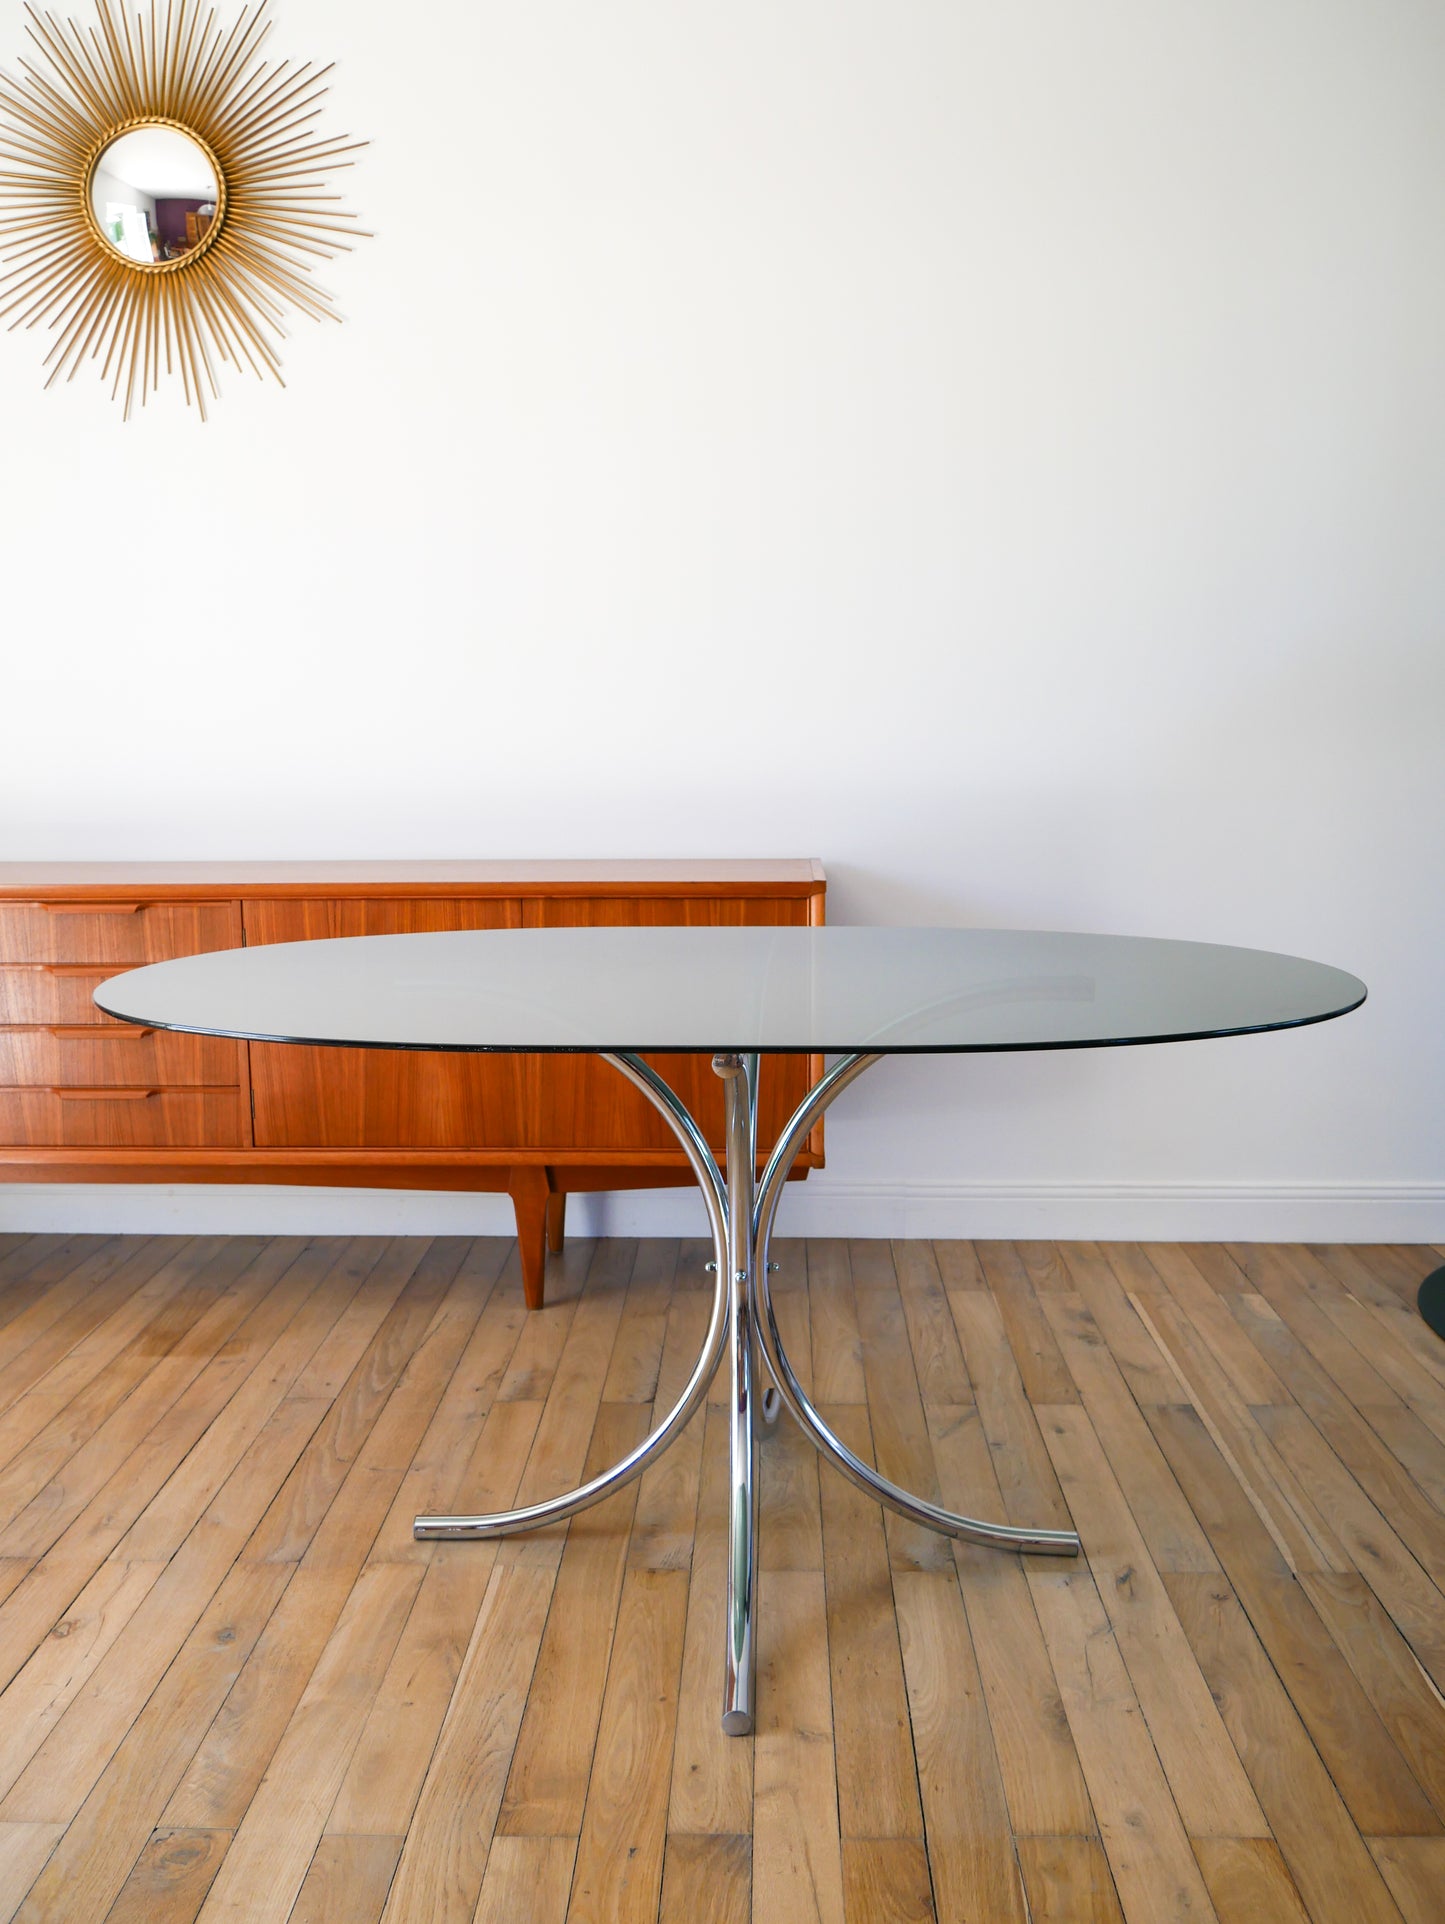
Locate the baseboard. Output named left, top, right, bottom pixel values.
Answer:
left=761, top=1179, right=1445, bottom=1244
left=0, top=1184, right=525, bottom=1239
left=1, top=1180, right=1441, bottom=1243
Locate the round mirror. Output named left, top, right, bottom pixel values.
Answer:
left=88, top=123, right=222, bottom=267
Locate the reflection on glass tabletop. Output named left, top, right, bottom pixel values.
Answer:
left=94, top=926, right=1366, bottom=1056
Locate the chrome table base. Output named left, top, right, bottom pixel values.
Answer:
left=414, top=1051, right=1081, bottom=1735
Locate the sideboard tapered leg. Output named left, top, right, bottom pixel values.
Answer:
left=545, top=1188, right=567, bottom=1256
left=508, top=1164, right=552, bottom=1309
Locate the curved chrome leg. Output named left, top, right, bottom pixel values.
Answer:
left=717, top=1052, right=761, bottom=1735
left=418, top=1043, right=1074, bottom=1744
left=413, top=1052, right=730, bottom=1540
left=753, top=1053, right=1082, bottom=1559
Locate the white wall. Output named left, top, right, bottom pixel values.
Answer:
left=3, top=1, right=1442, bottom=1242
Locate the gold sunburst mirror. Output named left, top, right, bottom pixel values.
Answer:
left=0, top=0, right=369, bottom=417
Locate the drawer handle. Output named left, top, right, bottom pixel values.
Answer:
left=49, top=1086, right=159, bottom=1101
left=48, top=1024, right=155, bottom=1040
left=29, top=964, right=116, bottom=977
left=38, top=903, right=147, bottom=915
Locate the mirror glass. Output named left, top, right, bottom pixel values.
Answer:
left=89, top=124, right=220, bottom=266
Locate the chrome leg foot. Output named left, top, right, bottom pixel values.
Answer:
left=760, top=1385, right=782, bottom=1430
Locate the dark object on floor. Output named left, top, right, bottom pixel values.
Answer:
left=1419, top=1266, right=1445, bottom=1341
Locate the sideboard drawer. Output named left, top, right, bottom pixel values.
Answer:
left=243, top=898, right=524, bottom=945
left=0, top=1026, right=242, bottom=1088
left=0, top=1087, right=245, bottom=1147
left=0, top=966, right=140, bottom=1026
left=0, top=900, right=240, bottom=965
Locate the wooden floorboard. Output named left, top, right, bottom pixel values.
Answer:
left=0, top=1235, right=1439, bottom=1923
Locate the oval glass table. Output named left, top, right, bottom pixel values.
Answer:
left=96, top=925, right=1366, bottom=1735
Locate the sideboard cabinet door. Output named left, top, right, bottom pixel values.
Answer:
left=246, top=898, right=528, bottom=1148
left=522, top=893, right=816, bottom=1151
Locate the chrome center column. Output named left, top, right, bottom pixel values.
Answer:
left=714, top=1051, right=762, bottom=1735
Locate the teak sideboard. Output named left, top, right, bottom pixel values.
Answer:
left=0, top=861, right=826, bottom=1307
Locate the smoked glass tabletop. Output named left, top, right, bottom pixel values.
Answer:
left=94, top=926, right=1366, bottom=1056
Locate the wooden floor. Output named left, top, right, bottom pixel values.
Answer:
left=0, top=1234, right=1441, bottom=1924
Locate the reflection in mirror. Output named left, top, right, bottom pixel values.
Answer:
left=89, top=124, right=219, bottom=265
